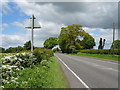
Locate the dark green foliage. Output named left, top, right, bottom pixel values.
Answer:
left=44, top=37, right=58, bottom=49
left=58, top=24, right=95, bottom=53
left=0, top=47, right=5, bottom=53
left=23, top=41, right=32, bottom=50
left=79, top=49, right=120, bottom=55
left=5, top=46, right=24, bottom=53
left=33, top=48, right=53, bottom=63
left=111, top=40, right=120, bottom=49
left=82, top=33, right=95, bottom=49
left=98, top=38, right=106, bottom=49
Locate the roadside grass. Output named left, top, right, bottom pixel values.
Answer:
left=76, top=52, right=119, bottom=61
left=47, top=56, right=68, bottom=88
left=4, top=56, right=68, bottom=88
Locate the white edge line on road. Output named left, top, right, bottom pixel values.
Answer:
left=54, top=54, right=91, bottom=90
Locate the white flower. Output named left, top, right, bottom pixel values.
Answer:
left=1, top=86, right=4, bottom=88
left=22, top=53, right=26, bottom=56
left=4, top=56, right=11, bottom=60
left=16, top=68, right=20, bottom=70
left=18, top=58, right=23, bottom=62
left=11, top=79, right=18, bottom=84
left=2, top=65, right=10, bottom=69
left=14, top=57, right=17, bottom=60
left=2, top=79, right=8, bottom=84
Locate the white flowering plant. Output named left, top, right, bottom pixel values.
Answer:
left=1, top=52, right=37, bottom=87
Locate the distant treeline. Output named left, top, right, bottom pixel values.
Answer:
left=0, top=41, right=43, bottom=53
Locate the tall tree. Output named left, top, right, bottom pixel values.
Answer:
left=98, top=38, right=106, bottom=49
left=111, top=40, right=120, bottom=49
left=44, top=37, right=58, bottom=49
left=24, top=41, right=32, bottom=50
left=58, top=24, right=95, bottom=53
left=0, top=47, right=5, bottom=53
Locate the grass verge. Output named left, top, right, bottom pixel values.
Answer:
left=4, top=56, right=68, bottom=88
left=76, top=52, right=119, bottom=61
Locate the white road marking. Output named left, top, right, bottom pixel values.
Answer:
left=54, top=54, right=91, bottom=90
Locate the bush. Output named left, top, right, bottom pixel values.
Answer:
left=79, top=49, right=120, bottom=55
left=33, top=48, right=53, bottom=62
left=1, top=49, right=53, bottom=88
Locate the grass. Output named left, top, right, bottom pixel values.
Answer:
left=47, top=56, right=68, bottom=88
left=76, top=52, right=119, bottom=61
left=4, top=56, right=68, bottom=88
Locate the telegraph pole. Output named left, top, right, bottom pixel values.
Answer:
left=113, top=22, right=115, bottom=43
left=31, top=15, right=34, bottom=52
left=112, top=22, right=115, bottom=55
left=25, top=15, right=41, bottom=53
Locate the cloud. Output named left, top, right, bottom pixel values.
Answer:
left=2, top=23, right=8, bottom=31
left=1, top=34, right=26, bottom=48
left=1, top=0, right=12, bottom=15
left=12, top=1, right=118, bottom=29
left=1, top=21, right=63, bottom=48
left=1, top=1, right=119, bottom=49
left=11, top=21, right=24, bottom=29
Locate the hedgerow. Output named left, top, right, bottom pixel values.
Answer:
left=78, top=49, right=120, bottom=55
left=1, top=49, right=53, bottom=88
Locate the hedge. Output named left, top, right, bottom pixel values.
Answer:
left=78, top=49, right=120, bottom=55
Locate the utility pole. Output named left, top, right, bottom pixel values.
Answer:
left=25, top=15, right=41, bottom=52
left=112, top=22, right=115, bottom=55
left=31, top=15, right=34, bottom=52
left=113, top=22, right=115, bottom=43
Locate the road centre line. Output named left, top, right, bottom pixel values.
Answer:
left=54, top=54, right=91, bottom=90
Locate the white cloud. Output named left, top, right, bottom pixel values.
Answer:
left=1, top=21, right=63, bottom=48
left=11, top=21, right=24, bottom=29
left=1, top=1, right=118, bottom=49
left=1, top=0, right=12, bottom=15
left=1, top=34, right=26, bottom=48
left=2, top=23, right=8, bottom=31
left=83, top=27, right=96, bottom=33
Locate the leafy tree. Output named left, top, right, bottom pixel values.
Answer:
left=0, top=47, right=5, bottom=53
left=5, top=46, right=24, bottom=53
left=6, top=47, right=13, bottom=53
left=111, top=40, right=120, bottom=49
left=44, top=37, right=58, bottom=49
left=23, top=41, right=33, bottom=50
left=58, top=24, right=95, bottom=53
left=82, top=33, right=95, bottom=49
left=98, top=38, right=106, bottom=49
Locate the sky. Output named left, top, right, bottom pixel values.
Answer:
left=1, top=0, right=119, bottom=49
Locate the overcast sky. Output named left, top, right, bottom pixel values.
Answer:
left=1, top=0, right=119, bottom=49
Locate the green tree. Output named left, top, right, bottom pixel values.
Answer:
left=98, top=38, right=106, bottom=49
left=0, top=47, right=5, bottom=53
left=44, top=37, right=58, bottom=49
left=24, top=41, right=32, bottom=50
left=6, top=47, right=13, bottom=53
left=58, top=24, right=95, bottom=53
left=82, top=33, right=95, bottom=49
left=111, top=40, right=120, bottom=49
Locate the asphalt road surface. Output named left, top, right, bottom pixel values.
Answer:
left=55, top=53, right=119, bottom=89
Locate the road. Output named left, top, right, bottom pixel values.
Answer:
left=55, top=53, right=119, bottom=89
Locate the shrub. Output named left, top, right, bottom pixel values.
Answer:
left=33, top=48, right=53, bottom=62
left=1, top=49, right=53, bottom=88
